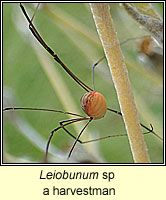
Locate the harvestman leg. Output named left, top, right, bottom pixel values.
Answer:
left=60, top=115, right=154, bottom=145
left=3, top=107, right=154, bottom=162
left=45, top=115, right=154, bottom=161
left=20, top=3, right=92, bottom=93
left=20, top=3, right=159, bottom=138
left=45, top=116, right=92, bottom=161
left=30, top=3, right=40, bottom=23
left=67, top=117, right=93, bottom=159
left=107, top=108, right=162, bottom=140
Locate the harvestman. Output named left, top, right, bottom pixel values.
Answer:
left=3, top=3, right=162, bottom=162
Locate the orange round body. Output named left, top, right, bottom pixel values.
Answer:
left=80, top=91, right=107, bottom=120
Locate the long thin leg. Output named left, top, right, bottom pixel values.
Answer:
left=58, top=120, right=154, bottom=149
left=4, top=107, right=160, bottom=143
left=3, top=107, right=91, bottom=160
left=30, top=3, right=40, bottom=23
left=4, top=107, right=156, bottom=162
left=45, top=116, right=90, bottom=161
left=67, top=117, right=93, bottom=159
left=91, top=35, right=151, bottom=89
left=20, top=3, right=92, bottom=92
left=59, top=117, right=90, bottom=142
left=107, top=108, right=163, bottom=140
left=79, top=124, right=154, bottom=144
left=45, top=116, right=154, bottom=161
left=3, top=107, right=84, bottom=118
left=140, top=123, right=163, bottom=140
left=92, top=56, right=105, bottom=91
left=4, top=106, right=156, bottom=145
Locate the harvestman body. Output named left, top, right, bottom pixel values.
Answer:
left=3, top=3, right=162, bottom=162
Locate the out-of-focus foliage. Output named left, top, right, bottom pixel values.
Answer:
left=132, top=3, right=162, bottom=20
left=122, top=3, right=163, bottom=47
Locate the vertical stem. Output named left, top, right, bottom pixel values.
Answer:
left=90, top=3, right=150, bottom=163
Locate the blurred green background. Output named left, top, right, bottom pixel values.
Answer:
left=3, top=3, right=163, bottom=163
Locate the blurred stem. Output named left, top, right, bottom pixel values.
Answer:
left=90, top=3, right=150, bottom=163
left=43, top=3, right=100, bottom=48
left=122, top=3, right=163, bottom=47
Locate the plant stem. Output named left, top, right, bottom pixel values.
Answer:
left=90, top=3, right=151, bottom=163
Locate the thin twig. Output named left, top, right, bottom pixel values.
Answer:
left=90, top=3, right=151, bottom=163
